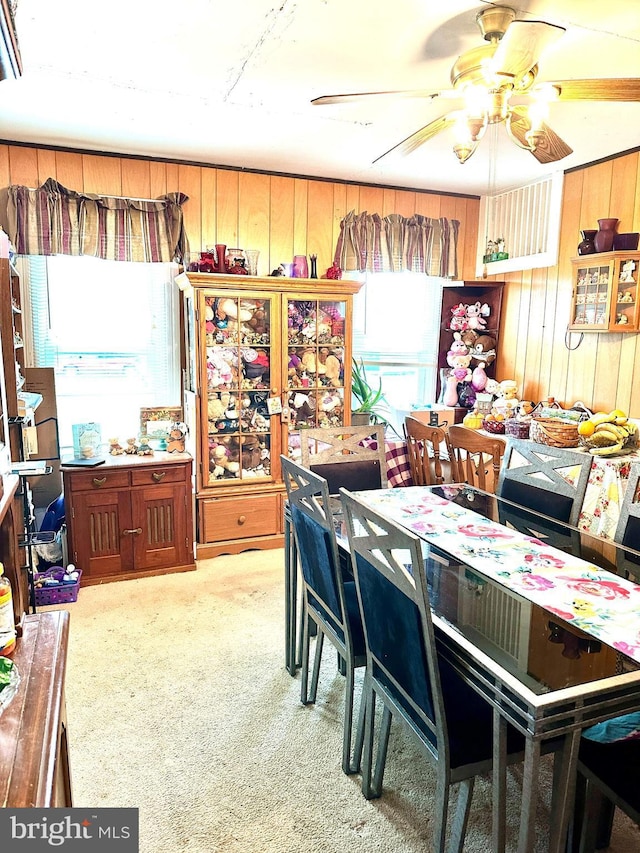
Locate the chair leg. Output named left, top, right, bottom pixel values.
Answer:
left=308, top=629, right=324, bottom=703
left=366, top=702, right=392, bottom=799
left=361, top=685, right=377, bottom=799
left=342, top=658, right=359, bottom=775
left=447, top=778, right=474, bottom=853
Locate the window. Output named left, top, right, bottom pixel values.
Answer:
left=19, top=255, right=181, bottom=454
left=352, top=272, right=444, bottom=433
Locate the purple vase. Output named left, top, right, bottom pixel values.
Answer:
left=594, top=219, right=618, bottom=253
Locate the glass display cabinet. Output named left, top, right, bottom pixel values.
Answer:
left=185, top=273, right=362, bottom=557
left=569, top=251, right=640, bottom=332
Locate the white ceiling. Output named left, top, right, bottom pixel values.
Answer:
left=1, top=0, right=639, bottom=197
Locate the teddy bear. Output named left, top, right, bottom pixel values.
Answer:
left=208, top=395, right=226, bottom=427
left=469, top=334, right=496, bottom=366
left=492, top=379, right=520, bottom=419
left=108, top=437, right=124, bottom=456
left=124, top=437, right=138, bottom=454
left=210, top=444, right=240, bottom=479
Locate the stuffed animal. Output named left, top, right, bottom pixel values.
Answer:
left=466, top=301, right=491, bottom=330
left=446, top=332, right=470, bottom=367
left=469, top=334, right=496, bottom=365
left=210, top=444, right=240, bottom=478
left=492, top=379, right=519, bottom=419
left=449, top=303, right=469, bottom=331
left=124, top=437, right=138, bottom=454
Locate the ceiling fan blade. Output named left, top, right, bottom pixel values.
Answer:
left=312, top=89, right=442, bottom=106
left=509, top=107, right=573, bottom=164
left=373, top=113, right=458, bottom=163
left=491, top=20, right=565, bottom=82
left=544, top=79, right=640, bottom=101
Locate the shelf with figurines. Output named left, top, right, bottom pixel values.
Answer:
left=570, top=251, right=640, bottom=332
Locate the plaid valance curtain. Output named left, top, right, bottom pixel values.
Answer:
left=7, top=178, right=190, bottom=263
left=334, top=210, right=459, bottom=278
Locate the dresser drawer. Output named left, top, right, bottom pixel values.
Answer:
left=64, top=469, right=131, bottom=491
left=130, top=464, right=188, bottom=487
left=200, top=494, right=280, bottom=543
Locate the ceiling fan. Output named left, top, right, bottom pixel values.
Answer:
left=312, top=5, right=640, bottom=165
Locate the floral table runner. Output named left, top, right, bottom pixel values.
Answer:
left=354, top=486, right=640, bottom=663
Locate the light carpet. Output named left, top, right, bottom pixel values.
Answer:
left=45, top=549, right=640, bottom=852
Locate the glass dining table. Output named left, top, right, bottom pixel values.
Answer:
left=284, top=483, right=640, bottom=853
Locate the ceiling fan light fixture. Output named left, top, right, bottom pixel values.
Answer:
left=452, top=140, right=478, bottom=164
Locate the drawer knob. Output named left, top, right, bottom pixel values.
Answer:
left=92, top=477, right=107, bottom=487
left=123, top=527, right=143, bottom=536
left=238, top=515, right=246, bottom=525
left=152, top=471, right=166, bottom=482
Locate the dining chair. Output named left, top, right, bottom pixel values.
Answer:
left=281, top=456, right=366, bottom=775
left=299, top=424, right=387, bottom=494
left=571, top=736, right=640, bottom=853
left=613, top=460, right=640, bottom=582
left=497, top=438, right=592, bottom=526
left=403, top=415, right=453, bottom=486
left=339, top=487, right=525, bottom=853
left=447, top=424, right=506, bottom=493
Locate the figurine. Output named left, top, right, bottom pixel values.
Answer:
left=124, top=437, right=138, bottom=454
left=137, top=438, right=154, bottom=456
left=108, top=437, right=124, bottom=456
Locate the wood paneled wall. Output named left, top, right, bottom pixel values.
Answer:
left=2, top=142, right=638, bottom=416
left=487, top=150, right=640, bottom=417
left=0, top=144, right=480, bottom=280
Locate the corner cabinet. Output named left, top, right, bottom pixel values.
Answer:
left=62, top=453, right=195, bottom=585
left=437, top=281, right=504, bottom=402
left=182, top=272, right=362, bottom=558
left=569, top=251, right=640, bottom=332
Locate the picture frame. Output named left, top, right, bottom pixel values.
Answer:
left=140, top=407, right=183, bottom=440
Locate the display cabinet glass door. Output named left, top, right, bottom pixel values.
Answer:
left=612, top=255, right=639, bottom=330
left=203, top=293, right=274, bottom=485
left=572, top=261, right=611, bottom=328
left=286, top=298, right=346, bottom=430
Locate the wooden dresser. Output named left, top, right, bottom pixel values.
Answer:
left=62, top=452, right=195, bottom=585
left=0, top=610, right=72, bottom=807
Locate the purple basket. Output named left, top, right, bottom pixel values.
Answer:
left=34, top=568, right=82, bottom=606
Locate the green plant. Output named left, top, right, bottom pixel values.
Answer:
left=351, top=358, right=392, bottom=425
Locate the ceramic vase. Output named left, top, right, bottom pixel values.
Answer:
left=594, top=219, right=618, bottom=253
left=577, top=230, right=597, bottom=256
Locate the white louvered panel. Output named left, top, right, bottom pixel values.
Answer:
left=459, top=571, right=531, bottom=669
left=476, top=172, right=564, bottom=276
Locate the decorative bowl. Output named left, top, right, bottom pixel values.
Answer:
left=613, top=233, right=640, bottom=251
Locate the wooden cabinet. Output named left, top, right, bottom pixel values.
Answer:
left=0, top=251, right=27, bottom=461
left=62, top=453, right=195, bottom=584
left=0, top=611, right=72, bottom=807
left=436, top=281, right=504, bottom=403
left=569, top=251, right=640, bottom=332
left=182, top=272, right=362, bottom=557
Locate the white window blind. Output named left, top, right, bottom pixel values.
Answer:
left=20, top=255, right=181, bottom=454
left=353, top=272, right=445, bottom=432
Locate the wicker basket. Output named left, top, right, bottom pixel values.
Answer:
left=482, top=418, right=506, bottom=435
left=505, top=419, right=531, bottom=439
left=529, top=417, right=580, bottom=448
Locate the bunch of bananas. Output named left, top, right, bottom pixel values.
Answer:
left=578, top=410, right=639, bottom=456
